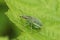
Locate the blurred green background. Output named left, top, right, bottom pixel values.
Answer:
left=0, top=0, right=8, bottom=40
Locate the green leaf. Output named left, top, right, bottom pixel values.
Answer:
left=5, top=0, right=60, bottom=40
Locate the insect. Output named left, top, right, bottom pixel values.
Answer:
left=20, top=15, right=43, bottom=29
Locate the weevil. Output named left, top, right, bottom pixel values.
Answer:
left=20, top=15, right=43, bottom=29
